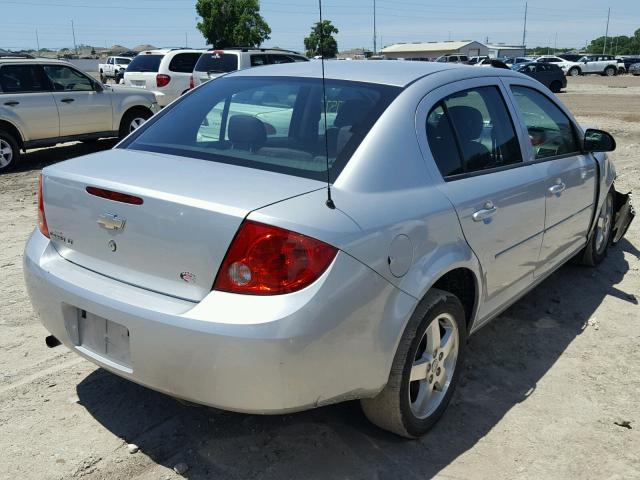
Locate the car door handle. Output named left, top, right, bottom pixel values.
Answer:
left=3, top=101, right=19, bottom=106
left=548, top=182, right=566, bottom=195
left=60, top=98, right=75, bottom=103
left=472, top=202, right=498, bottom=222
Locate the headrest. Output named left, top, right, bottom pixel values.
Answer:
left=228, top=115, right=267, bottom=151
left=447, top=105, right=484, bottom=140
left=334, top=99, right=371, bottom=128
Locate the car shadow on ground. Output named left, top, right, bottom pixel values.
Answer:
left=76, top=239, right=638, bottom=479
left=14, top=139, right=118, bottom=173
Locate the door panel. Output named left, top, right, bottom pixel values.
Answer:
left=44, top=65, right=113, bottom=135
left=421, top=81, right=546, bottom=320
left=0, top=64, right=59, bottom=140
left=508, top=84, right=597, bottom=275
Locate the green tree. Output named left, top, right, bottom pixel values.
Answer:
left=304, top=20, right=338, bottom=58
left=195, top=0, right=271, bottom=48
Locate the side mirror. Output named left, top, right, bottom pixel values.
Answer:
left=93, top=81, right=104, bottom=92
left=583, top=128, right=616, bottom=153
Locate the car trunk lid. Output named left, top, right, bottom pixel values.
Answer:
left=41, top=149, right=323, bottom=301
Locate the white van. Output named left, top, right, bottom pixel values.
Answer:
left=191, top=48, right=308, bottom=88
left=124, top=49, right=204, bottom=107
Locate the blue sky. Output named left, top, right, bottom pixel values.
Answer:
left=1, top=0, right=639, bottom=52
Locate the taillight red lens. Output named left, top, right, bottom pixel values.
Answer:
left=37, top=174, right=49, bottom=238
left=189, top=74, right=194, bottom=89
left=213, top=221, right=337, bottom=295
left=156, top=74, right=171, bottom=87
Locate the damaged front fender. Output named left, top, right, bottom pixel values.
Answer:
left=611, top=188, right=635, bottom=245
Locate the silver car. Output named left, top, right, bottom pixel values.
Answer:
left=24, top=61, right=634, bottom=438
left=0, top=58, right=159, bottom=171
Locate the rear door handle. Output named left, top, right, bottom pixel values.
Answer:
left=472, top=201, right=498, bottom=222
left=548, top=182, right=566, bottom=195
left=3, top=101, right=19, bottom=106
left=60, top=98, right=75, bottom=103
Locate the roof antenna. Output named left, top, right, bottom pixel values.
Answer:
left=318, top=0, right=335, bottom=209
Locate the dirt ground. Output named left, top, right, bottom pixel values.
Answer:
left=1, top=76, right=639, bottom=480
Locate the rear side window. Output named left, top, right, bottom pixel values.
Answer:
left=124, top=77, right=400, bottom=182
left=195, top=52, right=238, bottom=73
left=270, top=55, right=294, bottom=64
left=250, top=55, right=269, bottom=67
left=0, top=65, right=51, bottom=93
left=426, top=86, right=523, bottom=178
left=127, top=54, right=163, bottom=72
left=115, top=58, right=131, bottom=65
left=510, top=86, right=579, bottom=159
left=168, top=53, right=201, bottom=73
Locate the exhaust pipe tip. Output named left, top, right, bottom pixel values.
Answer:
left=45, top=335, right=61, bottom=348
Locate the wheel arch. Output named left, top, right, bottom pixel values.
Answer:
left=118, top=105, right=154, bottom=132
left=0, top=119, right=25, bottom=150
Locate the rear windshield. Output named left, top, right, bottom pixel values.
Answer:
left=195, top=52, right=239, bottom=73
left=123, top=76, right=400, bottom=181
left=127, top=54, right=163, bottom=72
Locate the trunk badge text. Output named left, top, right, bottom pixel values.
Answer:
left=97, top=213, right=126, bottom=231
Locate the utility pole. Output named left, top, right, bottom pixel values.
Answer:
left=35, top=29, right=40, bottom=52
left=603, top=7, right=610, bottom=55
left=185, top=32, right=188, bottom=48
left=373, top=0, right=377, bottom=54
left=71, top=19, right=77, bottom=55
left=521, top=2, right=528, bottom=49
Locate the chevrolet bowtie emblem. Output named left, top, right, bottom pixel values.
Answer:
left=97, top=213, right=126, bottom=231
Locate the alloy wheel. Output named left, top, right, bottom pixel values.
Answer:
left=595, top=194, right=613, bottom=254
left=129, top=117, right=146, bottom=133
left=408, top=313, right=459, bottom=419
left=0, top=139, right=13, bottom=169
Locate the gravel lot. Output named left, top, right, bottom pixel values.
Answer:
left=1, top=76, right=639, bottom=480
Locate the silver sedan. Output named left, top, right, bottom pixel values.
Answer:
left=24, top=61, right=634, bottom=438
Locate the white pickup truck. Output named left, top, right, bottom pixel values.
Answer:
left=99, top=56, right=133, bottom=83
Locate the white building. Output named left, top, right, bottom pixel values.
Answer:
left=380, top=41, right=488, bottom=60
left=486, top=44, right=526, bottom=59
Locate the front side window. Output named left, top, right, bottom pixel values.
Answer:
left=426, top=86, right=523, bottom=178
left=125, top=77, right=399, bottom=181
left=43, top=65, right=94, bottom=91
left=0, top=65, right=51, bottom=93
left=511, top=86, right=579, bottom=159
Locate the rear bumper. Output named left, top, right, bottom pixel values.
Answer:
left=24, top=230, right=415, bottom=413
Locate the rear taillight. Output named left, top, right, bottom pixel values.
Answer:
left=156, top=74, right=171, bottom=88
left=37, top=174, right=49, bottom=238
left=213, top=221, right=337, bottom=295
left=189, top=74, right=194, bottom=89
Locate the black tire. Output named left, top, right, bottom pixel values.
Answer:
left=568, top=67, right=581, bottom=77
left=119, top=108, right=152, bottom=139
left=579, top=191, right=614, bottom=266
left=360, top=288, right=467, bottom=438
left=550, top=80, right=562, bottom=93
left=0, top=130, right=20, bottom=173
left=604, top=66, right=616, bottom=77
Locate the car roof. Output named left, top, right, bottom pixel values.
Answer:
left=227, top=60, right=495, bottom=87
left=0, top=58, right=75, bottom=66
left=139, top=49, right=205, bottom=55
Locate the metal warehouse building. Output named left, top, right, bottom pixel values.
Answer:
left=486, top=44, right=526, bottom=58
left=380, top=40, right=488, bottom=60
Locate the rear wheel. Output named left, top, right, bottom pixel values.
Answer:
left=569, top=67, right=581, bottom=77
left=361, top=289, right=466, bottom=438
left=604, top=66, right=616, bottom=77
left=119, top=109, right=152, bottom=139
left=0, top=130, right=20, bottom=173
left=580, top=191, right=614, bottom=266
left=550, top=80, right=562, bottom=93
